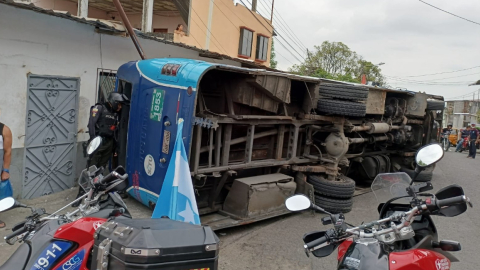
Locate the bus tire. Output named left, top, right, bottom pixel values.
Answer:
left=319, top=83, right=368, bottom=101
left=317, top=99, right=366, bottom=117
left=314, top=195, right=353, bottom=214
left=308, top=175, right=355, bottom=199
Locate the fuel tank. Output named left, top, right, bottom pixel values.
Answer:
left=337, top=239, right=389, bottom=270
left=389, top=249, right=451, bottom=270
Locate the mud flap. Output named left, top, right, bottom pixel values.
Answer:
left=294, top=172, right=315, bottom=216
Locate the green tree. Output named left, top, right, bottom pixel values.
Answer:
left=270, top=40, right=278, bottom=69
left=289, top=41, right=384, bottom=85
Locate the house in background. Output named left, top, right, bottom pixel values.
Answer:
left=31, top=0, right=275, bottom=66
left=444, top=100, right=480, bottom=129
left=0, top=0, right=274, bottom=199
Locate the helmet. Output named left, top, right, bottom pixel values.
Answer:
left=108, top=92, right=129, bottom=111
left=447, top=123, right=453, bottom=127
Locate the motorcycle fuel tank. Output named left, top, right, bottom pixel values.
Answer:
left=337, top=239, right=389, bottom=270
left=389, top=249, right=451, bottom=270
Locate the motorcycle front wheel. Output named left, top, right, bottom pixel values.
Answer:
left=443, top=139, right=450, bottom=151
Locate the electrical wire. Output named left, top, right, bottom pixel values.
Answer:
left=273, top=37, right=304, bottom=63
left=418, top=0, right=480, bottom=26
left=188, top=5, right=231, bottom=55
left=218, top=0, right=303, bottom=65
left=248, top=0, right=307, bottom=60
left=388, top=65, right=480, bottom=78
left=444, top=89, right=480, bottom=100
left=241, top=0, right=306, bottom=62
left=256, top=0, right=307, bottom=56
left=385, top=78, right=473, bottom=86
left=387, top=72, right=480, bottom=82
left=261, top=0, right=309, bottom=52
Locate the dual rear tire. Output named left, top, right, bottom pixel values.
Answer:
left=307, top=174, right=355, bottom=213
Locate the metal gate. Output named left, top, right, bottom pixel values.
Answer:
left=22, top=75, right=79, bottom=199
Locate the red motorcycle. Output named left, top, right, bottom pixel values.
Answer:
left=0, top=165, right=131, bottom=270
left=286, top=144, right=472, bottom=270
left=457, top=137, right=470, bottom=152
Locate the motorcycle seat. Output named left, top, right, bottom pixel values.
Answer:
left=0, top=243, right=30, bottom=270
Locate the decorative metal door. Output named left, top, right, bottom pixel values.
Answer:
left=23, top=75, right=79, bottom=199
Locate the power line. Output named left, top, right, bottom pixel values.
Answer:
left=256, top=0, right=307, bottom=55
left=215, top=0, right=301, bottom=66
left=188, top=5, right=230, bottom=55
left=273, top=36, right=303, bottom=63
left=241, top=0, right=306, bottom=62
left=385, top=76, right=473, bottom=86
left=388, top=65, right=480, bottom=78
left=263, top=0, right=309, bottom=52
left=445, top=89, right=480, bottom=100
left=388, top=72, right=480, bottom=82
left=418, top=0, right=480, bottom=26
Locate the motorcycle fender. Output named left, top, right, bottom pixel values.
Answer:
left=337, top=241, right=389, bottom=270
left=389, top=249, right=451, bottom=270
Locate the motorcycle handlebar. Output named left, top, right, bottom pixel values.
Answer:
left=436, top=195, right=467, bottom=208
left=4, top=226, right=28, bottom=242
left=304, top=236, right=328, bottom=250
left=98, top=171, right=128, bottom=185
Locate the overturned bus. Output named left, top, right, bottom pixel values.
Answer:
left=113, top=58, right=444, bottom=230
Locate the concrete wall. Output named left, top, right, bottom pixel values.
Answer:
left=34, top=0, right=273, bottom=66
left=0, top=3, right=241, bottom=197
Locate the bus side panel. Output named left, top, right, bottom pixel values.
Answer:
left=126, top=82, right=196, bottom=208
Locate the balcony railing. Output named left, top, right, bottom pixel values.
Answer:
left=147, top=32, right=174, bottom=41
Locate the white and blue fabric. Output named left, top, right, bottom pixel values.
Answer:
left=152, top=119, right=200, bottom=224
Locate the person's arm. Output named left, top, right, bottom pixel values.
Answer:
left=88, top=105, right=102, bottom=140
left=2, top=125, right=12, bottom=181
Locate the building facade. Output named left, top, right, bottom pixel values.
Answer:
left=444, top=100, right=480, bottom=129
left=0, top=0, right=272, bottom=199
left=32, top=0, right=274, bottom=66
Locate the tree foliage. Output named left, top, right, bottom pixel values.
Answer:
left=289, top=41, right=384, bottom=85
left=270, top=39, right=278, bottom=69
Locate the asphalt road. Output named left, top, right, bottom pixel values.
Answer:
left=216, top=150, right=480, bottom=270
left=0, top=150, right=478, bottom=269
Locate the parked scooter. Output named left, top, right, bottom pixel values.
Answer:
left=286, top=144, right=472, bottom=270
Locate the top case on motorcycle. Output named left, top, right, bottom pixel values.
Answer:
left=91, top=217, right=220, bottom=270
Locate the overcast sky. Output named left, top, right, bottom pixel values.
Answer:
left=251, top=0, right=480, bottom=100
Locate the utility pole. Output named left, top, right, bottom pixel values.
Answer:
left=270, top=0, right=275, bottom=22
left=251, top=0, right=257, bottom=12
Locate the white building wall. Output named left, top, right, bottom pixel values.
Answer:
left=0, top=4, right=242, bottom=197
left=0, top=4, right=240, bottom=148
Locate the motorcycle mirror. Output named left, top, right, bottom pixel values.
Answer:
left=87, top=136, right=102, bottom=155
left=285, top=195, right=312, bottom=212
left=0, top=197, right=23, bottom=212
left=415, top=144, right=444, bottom=168
left=410, top=144, right=444, bottom=185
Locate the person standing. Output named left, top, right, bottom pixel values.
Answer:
left=87, top=92, right=128, bottom=168
left=0, top=122, right=12, bottom=228
left=455, top=127, right=469, bottom=152
left=467, top=125, right=479, bottom=159
left=72, top=93, right=129, bottom=207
